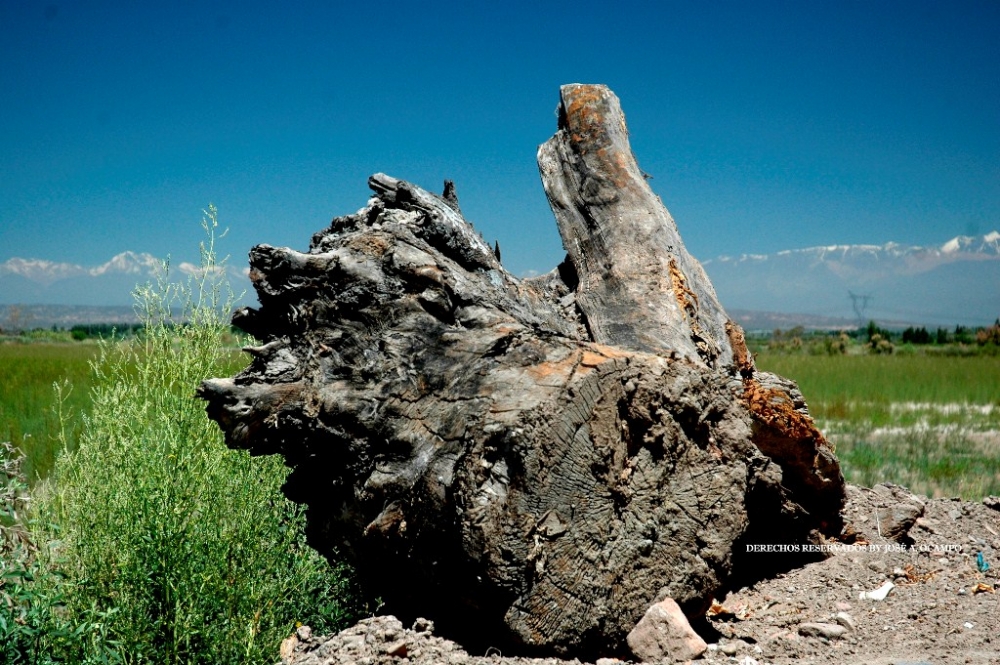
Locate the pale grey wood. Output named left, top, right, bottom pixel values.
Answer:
left=199, top=86, right=845, bottom=659
left=538, top=84, right=734, bottom=368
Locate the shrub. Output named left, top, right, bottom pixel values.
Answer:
left=863, top=320, right=893, bottom=343
left=29, top=207, right=355, bottom=663
left=68, top=323, right=143, bottom=341
left=954, top=325, right=975, bottom=345
left=976, top=319, right=1000, bottom=346
left=867, top=333, right=894, bottom=355
left=1, top=441, right=114, bottom=664
left=824, top=332, right=850, bottom=355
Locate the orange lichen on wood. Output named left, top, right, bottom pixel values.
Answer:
left=580, top=350, right=611, bottom=368
left=523, top=344, right=626, bottom=385
left=742, top=379, right=829, bottom=447
left=581, top=343, right=631, bottom=365
left=726, top=320, right=754, bottom=378
left=562, top=86, right=634, bottom=189
left=565, top=86, right=607, bottom=139
left=524, top=352, right=580, bottom=383
left=669, top=257, right=718, bottom=360
left=668, top=257, right=699, bottom=321
left=347, top=234, right=390, bottom=257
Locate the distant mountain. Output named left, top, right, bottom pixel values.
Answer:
left=702, top=231, right=1000, bottom=328
left=3, top=232, right=998, bottom=328
left=726, top=309, right=861, bottom=334
left=0, top=252, right=252, bottom=307
left=0, top=304, right=141, bottom=330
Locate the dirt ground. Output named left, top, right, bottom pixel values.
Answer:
left=282, top=483, right=1000, bottom=665
left=697, top=483, right=1000, bottom=665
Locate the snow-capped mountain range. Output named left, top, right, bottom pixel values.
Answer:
left=1, top=232, right=998, bottom=327
left=0, top=251, right=252, bottom=307
left=1, top=252, right=164, bottom=285
left=702, top=231, right=1000, bottom=327
left=706, top=230, right=1000, bottom=275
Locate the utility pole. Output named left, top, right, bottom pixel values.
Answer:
left=848, top=291, right=873, bottom=327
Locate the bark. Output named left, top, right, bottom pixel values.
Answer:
left=537, top=84, right=733, bottom=367
left=199, top=84, right=845, bottom=658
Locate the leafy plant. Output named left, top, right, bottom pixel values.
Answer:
left=1, top=440, right=117, bottom=664
left=28, top=206, right=355, bottom=663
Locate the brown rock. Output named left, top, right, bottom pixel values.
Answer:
left=385, top=640, right=408, bottom=658
left=626, top=597, right=708, bottom=662
left=873, top=483, right=925, bottom=543
left=798, top=622, right=848, bottom=639
left=279, top=635, right=298, bottom=663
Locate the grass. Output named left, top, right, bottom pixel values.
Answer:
left=2, top=208, right=357, bottom=663
left=755, top=353, right=1000, bottom=413
left=842, top=431, right=1000, bottom=500
left=0, top=340, right=246, bottom=484
left=755, top=351, right=1000, bottom=499
left=0, top=342, right=98, bottom=482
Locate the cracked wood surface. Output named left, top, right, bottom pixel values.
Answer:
left=537, top=84, right=733, bottom=367
left=199, top=84, right=845, bottom=659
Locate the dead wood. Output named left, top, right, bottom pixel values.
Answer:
left=199, top=84, right=845, bottom=658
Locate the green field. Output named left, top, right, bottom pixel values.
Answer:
left=0, top=341, right=99, bottom=481
left=4, top=342, right=999, bottom=498
left=756, top=352, right=1000, bottom=499
left=1, top=339, right=248, bottom=483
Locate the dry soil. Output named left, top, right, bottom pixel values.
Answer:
left=281, top=483, right=1000, bottom=665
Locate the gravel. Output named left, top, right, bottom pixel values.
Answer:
left=281, top=484, right=1000, bottom=665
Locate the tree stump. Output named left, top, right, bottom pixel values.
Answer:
left=199, top=84, right=845, bottom=658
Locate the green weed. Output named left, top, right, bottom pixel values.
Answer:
left=21, top=207, right=356, bottom=663
left=836, top=430, right=1000, bottom=499
left=1, top=440, right=117, bottom=664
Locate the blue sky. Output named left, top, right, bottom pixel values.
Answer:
left=2, top=0, right=998, bottom=278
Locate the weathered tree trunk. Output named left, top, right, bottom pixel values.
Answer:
left=538, top=84, right=733, bottom=367
left=199, top=84, right=845, bottom=658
